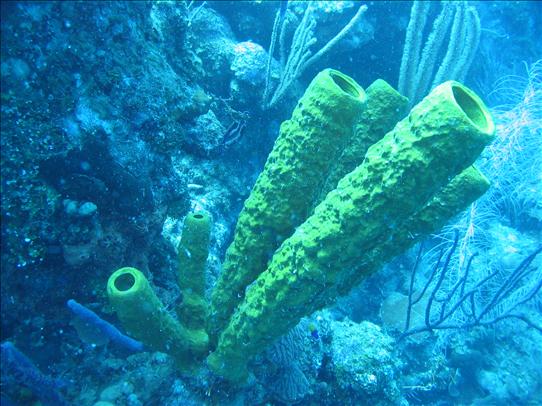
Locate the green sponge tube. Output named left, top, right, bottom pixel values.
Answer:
left=208, top=69, right=366, bottom=340
left=317, top=79, right=408, bottom=203
left=107, top=267, right=208, bottom=371
left=207, top=81, right=495, bottom=382
left=336, top=165, right=491, bottom=295
left=176, top=211, right=211, bottom=331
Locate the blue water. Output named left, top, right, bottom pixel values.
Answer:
left=1, top=1, right=541, bottom=405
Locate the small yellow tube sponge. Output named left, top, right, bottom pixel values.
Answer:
left=176, top=211, right=211, bottom=331
left=107, top=267, right=208, bottom=371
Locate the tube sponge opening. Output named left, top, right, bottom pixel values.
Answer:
left=451, top=82, right=495, bottom=134
left=107, top=267, right=144, bottom=298
left=328, top=69, right=366, bottom=101
left=113, top=272, right=136, bottom=292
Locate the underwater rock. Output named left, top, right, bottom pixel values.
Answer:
left=0, top=57, right=31, bottom=80
left=78, top=202, right=98, bottom=217
left=99, top=381, right=135, bottom=404
left=230, top=40, right=273, bottom=108
left=184, top=110, right=227, bottom=157
left=187, top=7, right=237, bottom=95
left=486, top=222, right=541, bottom=269
left=328, top=320, right=401, bottom=404
left=63, top=199, right=97, bottom=217
left=231, top=41, right=268, bottom=85
left=62, top=242, right=94, bottom=267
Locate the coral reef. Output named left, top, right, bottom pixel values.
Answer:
left=1, top=2, right=540, bottom=405
left=328, top=320, right=401, bottom=405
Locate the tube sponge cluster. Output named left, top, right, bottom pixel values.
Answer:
left=207, top=81, right=495, bottom=381
left=106, top=211, right=211, bottom=372
left=105, top=69, right=495, bottom=383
